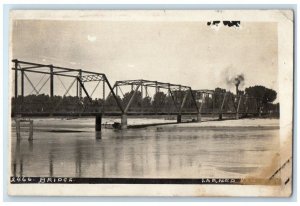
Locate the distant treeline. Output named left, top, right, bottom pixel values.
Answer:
left=12, top=85, right=279, bottom=115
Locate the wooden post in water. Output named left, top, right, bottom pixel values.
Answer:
left=15, top=119, right=34, bottom=140
left=95, top=114, right=102, bottom=132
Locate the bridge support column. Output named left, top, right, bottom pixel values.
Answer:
left=197, top=113, right=201, bottom=122
left=219, top=113, right=223, bottom=120
left=95, top=114, right=102, bottom=132
left=177, top=114, right=181, bottom=123
left=121, top=114, right=127, bottom=129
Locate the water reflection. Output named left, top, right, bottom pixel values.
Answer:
left=11, top=124, right=280, bottom=178
left=75, top=140, right=82, bottom=177
left=49, top=152, right=54, bottom=177
left=95, top=132, right=102, bottom=140
left=12, top=140, right=23, bottom=177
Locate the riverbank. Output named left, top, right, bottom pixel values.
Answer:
left=162, top=118, right=279, bottom=129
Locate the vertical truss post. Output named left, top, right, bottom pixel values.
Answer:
left=155, top=81, right=158, bottom=94
left=219, top=92, right=227, bottom=120
left=102, top=80, right=105, bottom=113
left=76, top=80, right=79, bottom=97
left=79, top=70, right=82, bottom=99
left=212, top=93, right=215, bottom=113
left=50, top=65, right=54, bottom=98
left=179, top=85, right=182, bottom=99
left=14, top=60, right=18, bottom=99
left=167, top=86, right=171, bottom=115
left=140, top=82, right=143, bottom=113
left=145, top=86, right=148, bottom=97
left=21, top=69, right=24, bottom=100
left=244, top=95, right=249, bottom=117
left=131, top=83, right=134, bottom=92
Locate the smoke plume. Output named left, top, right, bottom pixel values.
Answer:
left=226, top=74, right=245, bottom=87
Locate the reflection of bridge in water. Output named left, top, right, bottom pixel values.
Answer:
left=12, top=59, right=262, bottom=130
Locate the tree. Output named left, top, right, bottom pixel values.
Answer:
left=142, top=96, right=152, bottom=108
left=213, top=87, right=226, bottom=109
left=105, top=94, right=122, bottom=112
left=245, top=85, right=277, bottom=114
left=122, top=91, right=142, bottom=109
left=245, top=85, right=277, bottom=104
left=152, top=92, right=167, bottom=112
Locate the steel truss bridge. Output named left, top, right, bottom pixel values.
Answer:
left=12, top=59, right=264, bottom=129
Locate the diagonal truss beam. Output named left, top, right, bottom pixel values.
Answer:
left=37, top=76, right=50, bottom=94
left=29, top=74, right=47, bottom=95
left=90, top=80, right=102, bottom=97
left=124, top=84, right=141, bottom=113
left=168, top=87, right=179, bottom=113
left=77, top=78, right=92, bottom=103
left=52, top=78, right=77, bottom=112
left=24, top=73, right=39, bottom=94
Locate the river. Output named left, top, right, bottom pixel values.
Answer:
left=10, top=117, right=280, bottom=179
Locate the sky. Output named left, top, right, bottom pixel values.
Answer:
left=12, top=19, right=278, bottom=98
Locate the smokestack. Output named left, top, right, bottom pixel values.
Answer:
left=234, top=74, right=243, bottom=96
left=235, top=83, right=239, bottom=96
left=225, top=73, right=244, bottom=95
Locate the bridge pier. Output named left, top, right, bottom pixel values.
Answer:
left=177, top=114, right=181, bottom=123
left=95, top=114, right=102, bottom=132
left=197, top=113, right=201, bottom=122
left=121, top=114, right=128, bottom=129
left=219, top=113, right=223, bottom=120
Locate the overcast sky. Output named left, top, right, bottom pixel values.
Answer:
left=12, top=19, right=278, bottom=97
